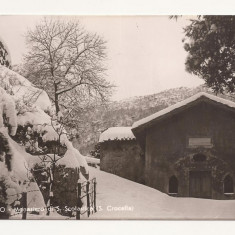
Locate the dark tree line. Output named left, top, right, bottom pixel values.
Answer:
left=182, top=16, right=235, bottom=94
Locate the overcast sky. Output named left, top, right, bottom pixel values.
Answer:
left=0, top=15, right=204, bottom=100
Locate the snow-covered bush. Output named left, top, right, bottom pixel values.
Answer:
left=53, top=166, right=80, bottom=217
left=32, top=164, right=80, bottom=217
left=28, top=134, right=89, bottom=216
left=0, top=87, right=43, bottom=218
left=0, top=65, right=90, bottom=217
left=0, top=38, right=11, bottom=68
left=15, top=111, right=89, bottom=216
left=0, top=88, right=25, bottom=218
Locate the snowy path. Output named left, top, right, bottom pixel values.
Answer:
left=88, top=167, right=235, bottom=220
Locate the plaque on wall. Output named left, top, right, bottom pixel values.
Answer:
left=188, top=137, right=212, bottom=148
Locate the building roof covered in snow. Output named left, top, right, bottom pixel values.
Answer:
left=132, top=92, right=235, bottom=133
left=99, top=127, right=135, bottom=142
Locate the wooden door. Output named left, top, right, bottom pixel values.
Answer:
left=189, top=171, right=212, bottom=199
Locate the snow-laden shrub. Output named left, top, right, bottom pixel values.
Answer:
left=0, top=66, right=90, bottom=217
left=0, top=39, right=11, bottom=68
left=0, top=66, right=89, bottom=169
left=14, top=105, right=89, bottom=216
left=0, top=88, right=17, bottom=136
left=52, top=166, right=80, bottom=217
left=29, top=140, right=89, bottom=217
left=0, top=80, right=45, bottom=218
left=32, top=164, right=80, bottom=217
left=0, top=88, right=23, bottom=218
left=0, top=66, right=51, bottom=114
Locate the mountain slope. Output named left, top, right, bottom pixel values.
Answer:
left=77, top=85, right=235, bottom=154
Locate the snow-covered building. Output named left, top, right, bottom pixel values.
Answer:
left=132, top=92, right=235, bottom=200
left=99, top=127, right=144, bottom=184
left=100, top=92, right=235, bottom=200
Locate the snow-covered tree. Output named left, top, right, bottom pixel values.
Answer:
left=22, top=115, right=88, bottom=216
left=22, top=17, right=113, bottom=116
left=183, top=16, right=235, bottom=94
left=0, top=87, right=21, bottom=218
left=0, top=38, right=11, bottom=68
left=0, top=65, right=90, bottom=218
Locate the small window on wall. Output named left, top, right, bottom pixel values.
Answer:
left=224, top=175, right=234, bottom=194
left=169, top=176, right=178, bottom=194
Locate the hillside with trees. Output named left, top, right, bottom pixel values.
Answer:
left=76, top=85, right=210, bottom=154
left=79, top=84, right=235, bottom=155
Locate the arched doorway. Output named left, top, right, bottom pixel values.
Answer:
left=189, top=171, right=212, bottom=198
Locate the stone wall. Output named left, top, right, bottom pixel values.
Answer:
left=100, top=140, right=145, bottom=184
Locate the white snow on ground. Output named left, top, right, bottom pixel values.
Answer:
left=88, top=167, right=235, bottom=220
left=10, top=209, right=68, bottom=220
left=85, top=156, right=100, bottom=165
left=26, top=182, right=46, bottom=212
left=132, top=92, right=235, bottom=129
left=99, top=127, right=135, bottom=142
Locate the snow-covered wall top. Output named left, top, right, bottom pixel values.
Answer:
left=99, top=127, right=136, bottom=142
left=132, top=92, right=235, bottom=130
